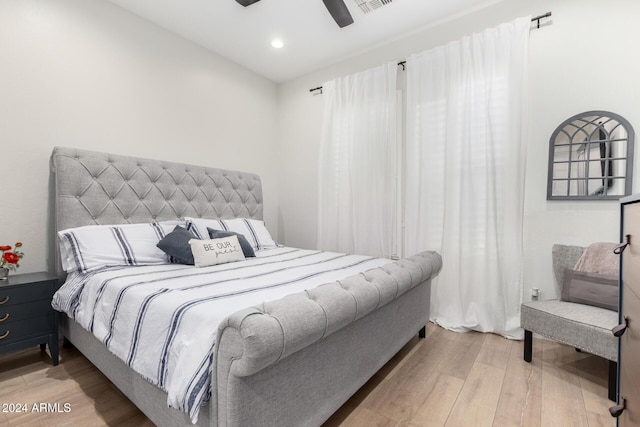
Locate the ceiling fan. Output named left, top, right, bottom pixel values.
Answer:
left=235, top=0, right=354, bottom=28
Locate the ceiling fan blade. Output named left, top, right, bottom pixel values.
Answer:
left=322, top=0, right=354, bottom=28
left=236, top=0, right=260, bottom=6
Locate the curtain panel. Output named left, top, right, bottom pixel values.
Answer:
left=405, top=17, right=531, bottom=338
left=318, top=63, right=398, bottom=258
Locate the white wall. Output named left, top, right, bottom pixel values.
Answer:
left=0, top=0, right=279, bottom=274
left=277, top=0, right=640, bottom=300
left=3, top=0, right=638, bottom=302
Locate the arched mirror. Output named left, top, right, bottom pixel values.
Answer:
left=547, top=111, right=634, bottom=200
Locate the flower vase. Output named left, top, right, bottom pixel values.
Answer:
left=0, top=268, right=7, bottom=280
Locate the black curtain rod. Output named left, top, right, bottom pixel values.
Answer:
left=309, top=60, right=405, bottom=94
left=310, top=11, right=552, bottom=94
left=532, top=11, right=552, bottom=28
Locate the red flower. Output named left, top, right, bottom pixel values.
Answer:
left=15, top=242, right=22, bottom=248
left=0, top=246, right=11, bottom=252
left=2, top=252, right=20, bottom=264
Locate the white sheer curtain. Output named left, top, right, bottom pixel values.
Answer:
left=318, top=63, right=398, bottom=258
left=405, top=17, right=530, bottom=338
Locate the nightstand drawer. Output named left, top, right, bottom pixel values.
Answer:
left=623, top=201, right=640, bottom=297
left=621, top=284, right=640, bottom=384
left=0, top=313, right=56, bottom=346
left=0, top=300, right=54, bottom=324
left=0, top=281, right=56, bottom=306
left=620, top=363, right=640, bottom=427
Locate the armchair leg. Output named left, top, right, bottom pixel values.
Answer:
left=609, top=360, right=617, bottom=402
left=418, top=326, right=426, bottom=339
left=524, top=330, right=533, bottom=362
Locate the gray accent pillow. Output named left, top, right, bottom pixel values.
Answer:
left=560, top=268, right=618, bottom=312
left=207, top=228, right=256, bottom=258
left=156, top=225, right=196, bottom=265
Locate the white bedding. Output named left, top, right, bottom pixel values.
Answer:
left=52, top=247, right=390, bottom=423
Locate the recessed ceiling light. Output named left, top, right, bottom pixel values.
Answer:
left=271, top=39, right=284, bottom=49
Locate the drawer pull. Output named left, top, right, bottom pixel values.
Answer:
left=0, top=296, right=8, bottom=305
left=0, top=313, right=8, bottom=322
left=0, top=330, right=9, bottom=340
left=614, top=234, right=631, bottom=255
left=612, top=317, right=628, bottom=337
left=610, top=398, right=626, bottom=417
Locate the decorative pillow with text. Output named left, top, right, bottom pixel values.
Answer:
left=207, top=228, right=255, bottom=258
left=188, top=235, right=246, bottom=267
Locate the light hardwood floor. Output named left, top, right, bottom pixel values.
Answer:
left=0, top=323, right=615, bottom=427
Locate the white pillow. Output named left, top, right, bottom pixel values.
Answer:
left=189, top=236, right=246, bottom=267
left=58, top=221, right=181, bottom=273
left=185, top=217, right=276, bottom=251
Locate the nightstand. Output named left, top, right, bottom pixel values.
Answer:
left=0, top=272, right=59, bottom=365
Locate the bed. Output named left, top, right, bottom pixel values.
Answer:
left=50, top=146, right=442, bottom=427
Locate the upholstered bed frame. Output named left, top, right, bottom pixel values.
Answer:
left=50, top=146, right=442, bottom=427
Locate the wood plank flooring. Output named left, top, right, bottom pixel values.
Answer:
left=0, top=323, right=614, bottom=426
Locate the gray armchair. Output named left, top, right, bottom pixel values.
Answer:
left=520, top=244, right=618, bottom=401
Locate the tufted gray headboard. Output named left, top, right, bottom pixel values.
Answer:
left=50, top=146, right=263, bottom=276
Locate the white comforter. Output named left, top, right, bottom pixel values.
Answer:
left=52, top=247, right=390, bottom=423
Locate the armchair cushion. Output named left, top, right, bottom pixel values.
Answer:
left=521, top=299, right=618, bottom=361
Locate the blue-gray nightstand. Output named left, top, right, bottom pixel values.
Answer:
left=0, top=272, right=59, bottom=365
